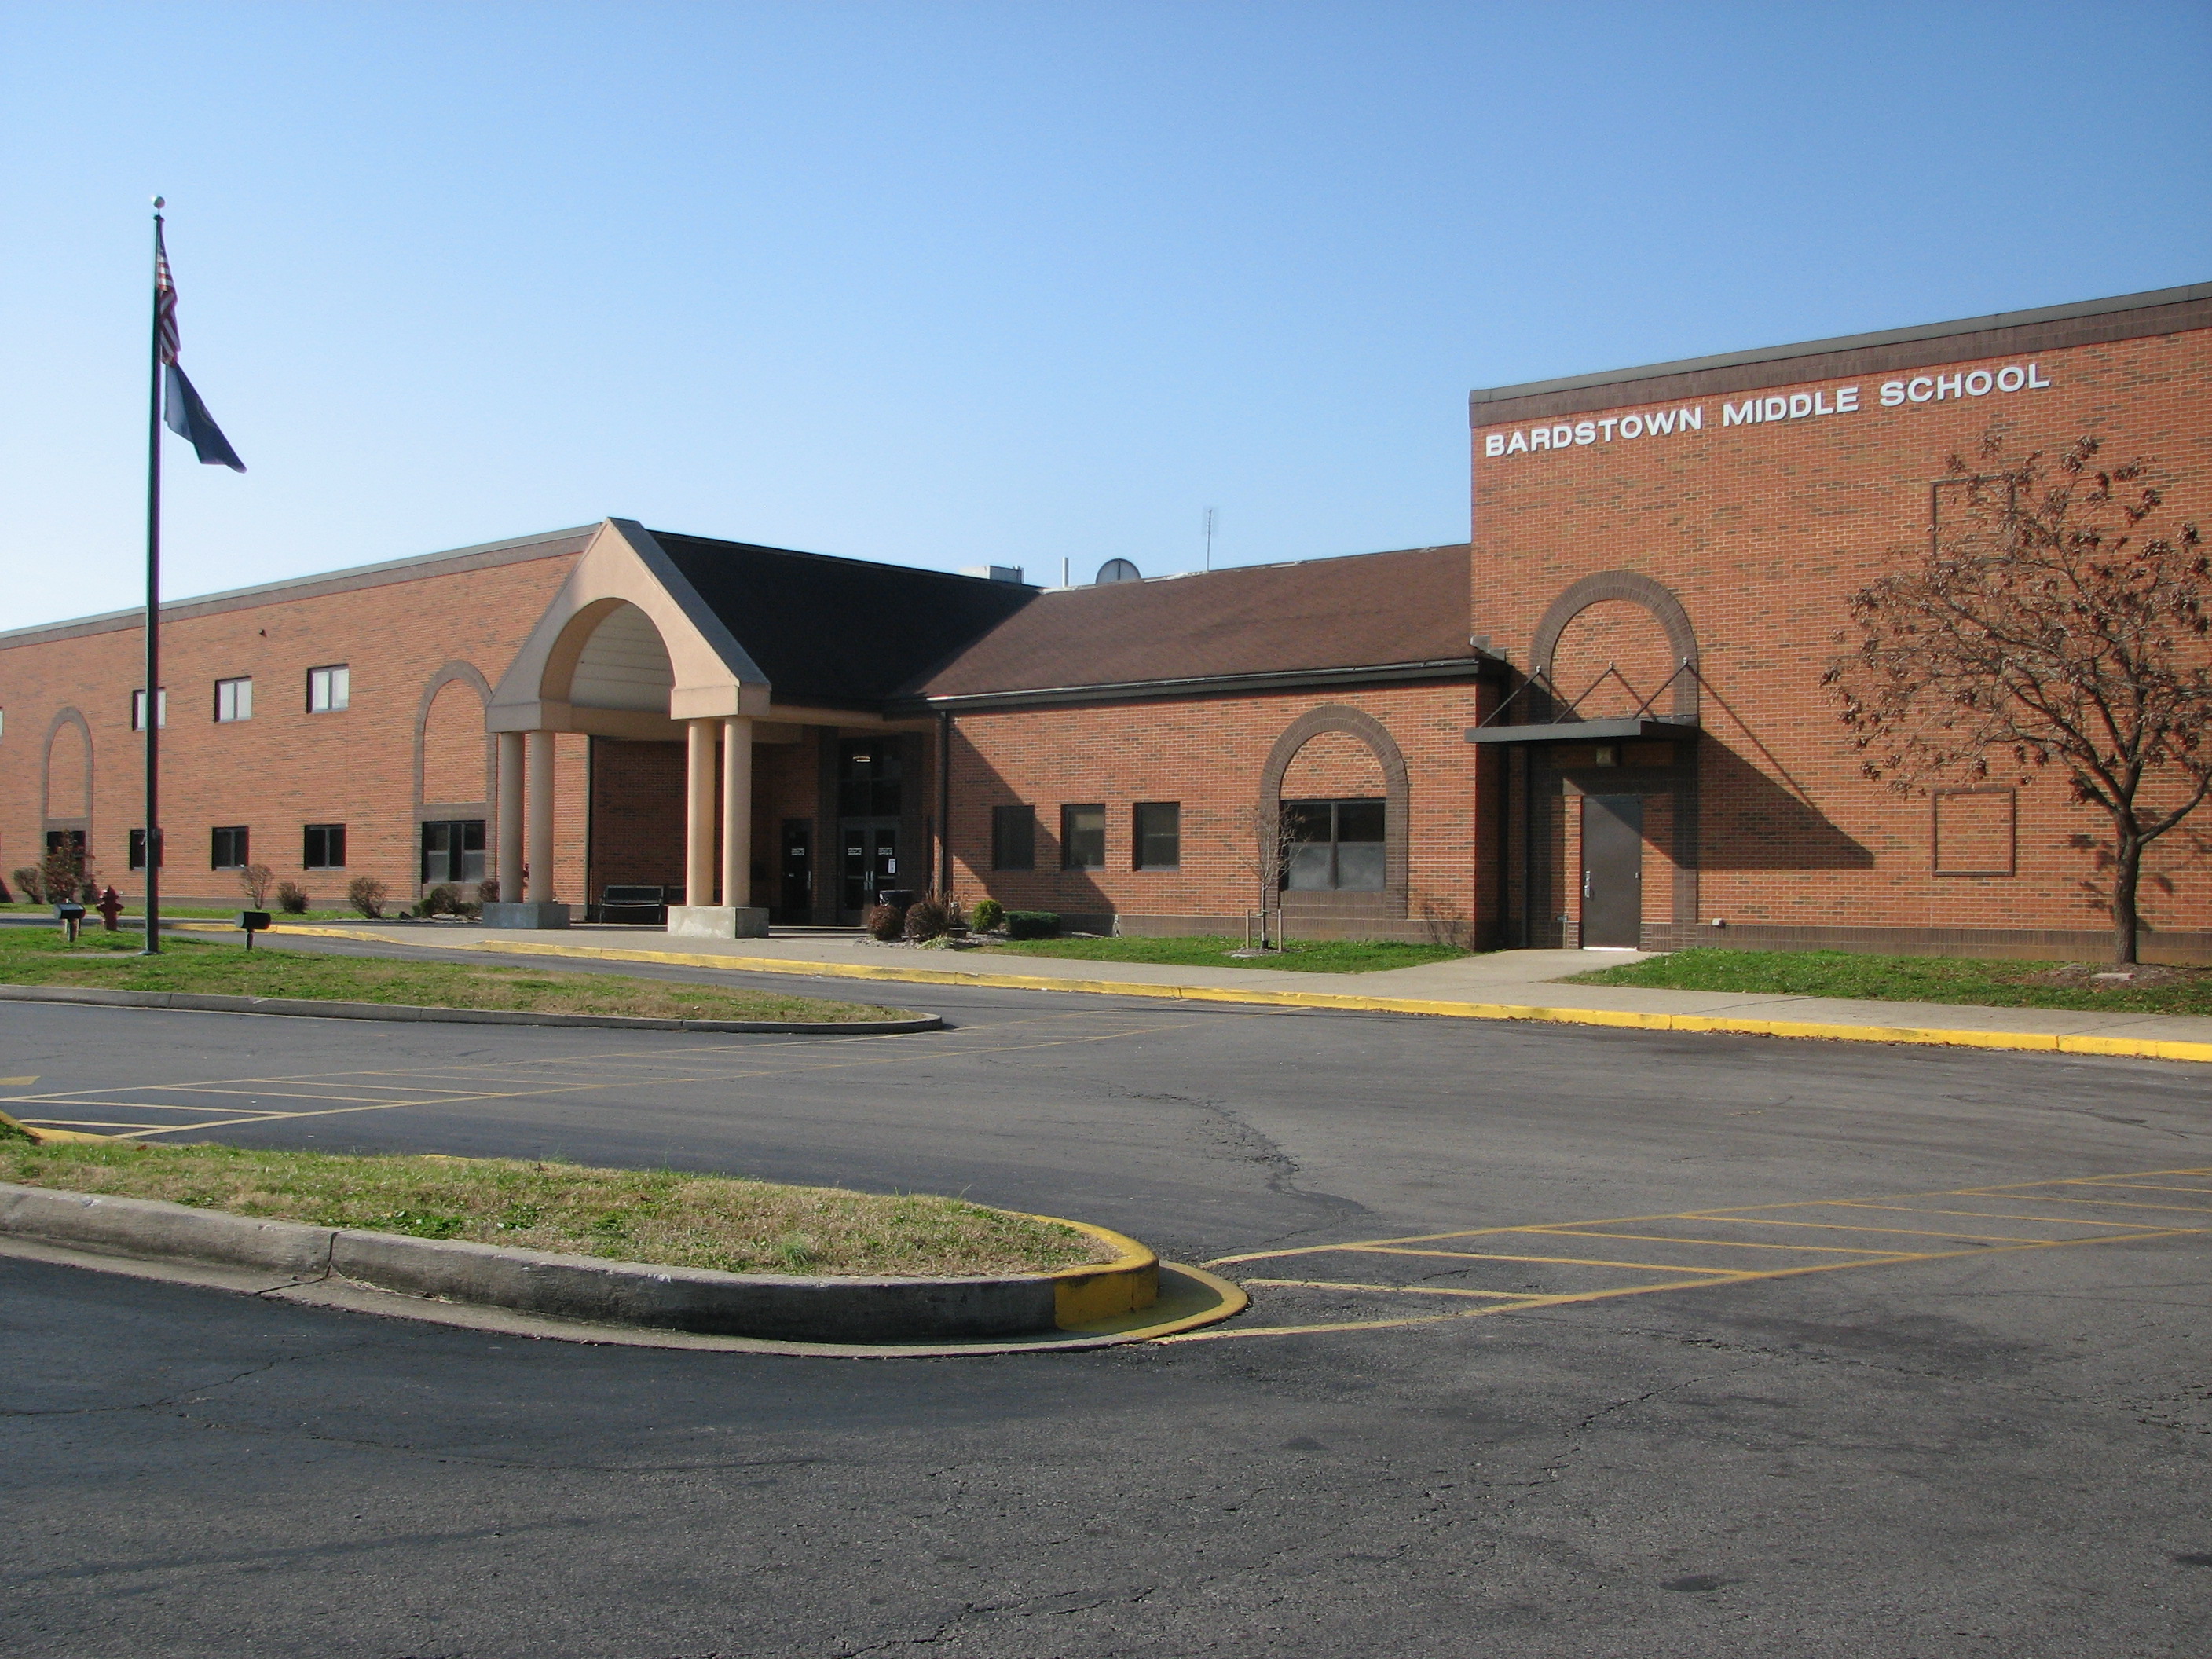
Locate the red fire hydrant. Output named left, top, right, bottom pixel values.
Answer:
left=96, top=886, right=125, bottom=932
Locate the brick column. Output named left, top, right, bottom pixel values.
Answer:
left=720, top=717, right=753, bottom=910
left=496, top=731, right=525, bottom=903
left=525, top=730, right=555, bottom=903
left=686, top=717, right=716, bottom=906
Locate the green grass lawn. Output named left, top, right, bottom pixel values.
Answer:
left=975, top=934, right=1468, bottom=973
left=0, top=1140, right=1108, bottom=1276
left=1566, top=947, right=2212, bottom=1018
left=0, top=901, right=363, bottom=921
left=0, top=926, right=914, bottom=1024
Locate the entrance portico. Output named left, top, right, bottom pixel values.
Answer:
left=485, top=518, right=776, bottom=935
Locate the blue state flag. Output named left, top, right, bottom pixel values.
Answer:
left=155, top=222, right=246, bottom=472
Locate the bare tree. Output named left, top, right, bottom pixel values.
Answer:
left=1826, top=436, right=2210, bottom=964
left=1225, top=802, right=1298, bottom=947
left=238, top=863, right=275, bottom=907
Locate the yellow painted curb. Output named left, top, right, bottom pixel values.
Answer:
left=0, top=1107, right=105, bottom=1146
left=263, top=925, right=2212, bottom=1066
left=1038, top=1216, right=1159, bottom=1328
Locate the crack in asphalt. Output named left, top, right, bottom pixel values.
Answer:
left=0, top=1345, right=364, bottom=1417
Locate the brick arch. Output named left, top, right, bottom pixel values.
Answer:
left=42, top=707, right=93, bottom=830
left=413, top=662, right=494, bottom=813
left=1529, top=570, right=1698, bottom=721
left=1258, top=705, right=1410, bottom=909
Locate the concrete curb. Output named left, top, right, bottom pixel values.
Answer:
left=0, top=983, right=939, bottom=1035
left=0, top=1181, right=1163, bottom=1344
left=283, top=928, right=2212, bottom=1067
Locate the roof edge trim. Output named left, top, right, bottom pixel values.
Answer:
left=903, top=655, right=1500, bottom=714
left=1467, top=282, right=2211, bottom=412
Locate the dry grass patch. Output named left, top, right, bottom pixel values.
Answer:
left=0, top=1141, right=1112, bottom=1277
left=0, top=928, right=915, bottom=1024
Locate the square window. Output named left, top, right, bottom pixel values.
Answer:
left=1282, top=798, right=1386, bottom=891
left=1060, top=804, right=1105, bottom=870
left=302, top=823, right=346, bottom=870
left=306, top=665, right=350, bottom=712
left=1133, top=802, right=1180, bottom=870
left=130, top=688, right=167, bottom=731
left=420, top=819, right=487, bottom=885
left=991, top=804, right=1035, bottom=871
left=214, top=677, right=253, bottom=723
left=211, top=826, right=249, bottom=870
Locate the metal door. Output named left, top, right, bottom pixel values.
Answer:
left=1580, top=795, right=1643, bottom=948
left=839, top=821, right=901, bottom=912
left=779, top=819, right=812, bottom=919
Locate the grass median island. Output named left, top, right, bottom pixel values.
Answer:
left=0, top=928, right=915, bottom=1024
left=975, top=935, right=1467, bottom=973
left=0, top=1141, right=1111, bottom=1276
left=1566, top=947, right=2212, bottom=1018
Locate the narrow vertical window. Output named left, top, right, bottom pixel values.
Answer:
left=306, top=665, right=350, bottom=712
left=1133, top=802, right=1181, bottom=870
left=130, top=688, right=168, bottom=730
left=1060, top=804, right=1106, bottom=870
left=991, top=804, right=1035, bottom=871
left=214, top=677, right=254, bottom=722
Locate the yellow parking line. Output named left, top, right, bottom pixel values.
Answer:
left=1240, top=1279, right=1551, bottom=1299
left=1950, top=1193, right=2212, bottom=1215
left=1351, top=1245, right=1747, bottom=1275
left=1525, top=1228, right=1910, bottom=1255
left=1814, top=1212, right=2176, bottom=1238
left=1679, top=1215, right=2129, bottom=1244
left=2058, top=1181, right=2212, bottom=1194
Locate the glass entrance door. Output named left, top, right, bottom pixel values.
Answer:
left=840, top=820, right=902, bottom=913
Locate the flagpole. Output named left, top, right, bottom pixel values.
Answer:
left=142, top=197, right=164, bottom=954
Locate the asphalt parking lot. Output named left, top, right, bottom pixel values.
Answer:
left=3, top=965, right=2207, bottom=1657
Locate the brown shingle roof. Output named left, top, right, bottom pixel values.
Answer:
left=910, top=544, right=1474, bottom=703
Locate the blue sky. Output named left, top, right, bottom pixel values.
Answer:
left=2, top=1, right=2206, bottom=632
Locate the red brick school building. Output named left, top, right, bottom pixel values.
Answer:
left=4, top=284, right=2206, bottom=960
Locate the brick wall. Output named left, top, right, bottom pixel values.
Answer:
left=944, top=682, right=1499, bottom=943
left=1474, top=313, right=2212, bottom=961
left=0, top=546, right=583, bottom=908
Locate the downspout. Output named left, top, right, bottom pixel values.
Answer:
left=936, top=709, right=953, bottom=896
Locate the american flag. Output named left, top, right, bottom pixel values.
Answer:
left=155, top=222, right=180, bottom=367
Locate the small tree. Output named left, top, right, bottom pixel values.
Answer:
left=238, top=864, right=274, bottom=906
left=1826, top=436, right=2210, bottom=964
left=1225, top=802, right=1299, bottom=947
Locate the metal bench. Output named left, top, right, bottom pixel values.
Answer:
left=596, top=884, right=673, bottom=925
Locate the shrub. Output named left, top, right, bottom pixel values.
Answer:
left=238, top=864, right=274, bottom=906
left=346, top=875, right=388, bottom=919
left=275, top=882, right=310, bottom=914
left=863, top=902, right=905, bottom=941
left=903, top=894, right=961, bottom=942
left=0, top=873, right=11, bottom=903
left=11, top=867, right=42, bottom=904
left=476, top=879, right=502, bottom=906
left=969, top=897, right=1005, bottom=932
left=416, top=884, right=461, bottom=918
left=1004, top=910, right=1060, bottom=940
left=41, top=847, right=87, bottom=905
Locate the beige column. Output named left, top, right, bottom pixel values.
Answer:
left=496, top=731, right=525, bottom=903
left=685, top=717, right=716, bottom=907
left=525, top=730, right=555, bottom=903
left=721, top=716, right=753, bottom=909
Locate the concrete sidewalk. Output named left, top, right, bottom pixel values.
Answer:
left=250, top=921, right=2212, bottom=1064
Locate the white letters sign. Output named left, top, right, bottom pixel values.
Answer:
left=1481, top=363, right=2053, bottom=460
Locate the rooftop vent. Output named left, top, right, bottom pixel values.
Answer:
left=958, top=564, right=1026, bottom=584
